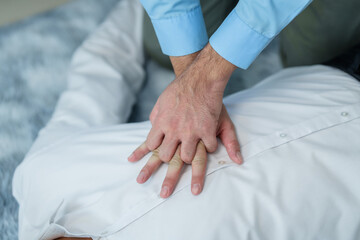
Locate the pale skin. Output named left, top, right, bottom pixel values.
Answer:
left=55, top=44, right=242, bottom=240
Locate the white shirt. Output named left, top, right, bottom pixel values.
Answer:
left=12, top=0, right=360, bottom=239
left=13, top=65, right=360, bottom=240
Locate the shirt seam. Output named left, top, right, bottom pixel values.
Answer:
left=231, top=10, right=270, bottom=39
left=149, top=5, right=202, bottom=21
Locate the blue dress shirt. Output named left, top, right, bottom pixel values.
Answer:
left=140, top=0, right=312, bottom=69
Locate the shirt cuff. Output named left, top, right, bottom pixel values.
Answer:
left=150, top=6, right=208, bottom=56
left=209, top=9, right=273, bottom=69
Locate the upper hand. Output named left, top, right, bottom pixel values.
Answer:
left=139, top=44, right=239, bottom=164
left=146, top=70, right=223, bottom=163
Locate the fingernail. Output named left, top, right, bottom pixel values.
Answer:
left=192, top=183, right=201, bottom=195
left=137, top=171, right=147, bottom=183
left=128, top=153, right=134, bottom=161
left=160, top=186, right=169, bottom=198
left=236, top=152, right=243, bottom=164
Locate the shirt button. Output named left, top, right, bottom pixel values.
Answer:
left=218, top=160, right=227, bottom=165
left=341, top=112, right=349, bottom=116
left=279, top=133, right=287, bottom=138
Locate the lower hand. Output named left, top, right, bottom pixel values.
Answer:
left=130, top=141, right=207, bottom=198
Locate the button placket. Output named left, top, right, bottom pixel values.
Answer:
left=279, top=133, right=287, bottom=138
left=341, top=112, right=349, bottom=117
left=218, top=160, right=227, bottom=165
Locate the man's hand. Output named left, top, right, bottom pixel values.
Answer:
left=128, top=43, right=243, bottom=197
left=147, top=70, right=221, bottom=163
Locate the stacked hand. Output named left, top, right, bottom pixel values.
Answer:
left=128, top=44, right=243, bottom=198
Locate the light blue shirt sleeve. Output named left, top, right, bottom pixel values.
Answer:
left=141, top=0, right=312, bottom=69
left=209, top=0, right=312, bottom=69
left=140, top=0, right=208, bottom=56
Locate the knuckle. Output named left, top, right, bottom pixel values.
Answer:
left=204, top=138, right=217, bottom=152
left=162, top=180, right=174, bottom=189
left=198, top=128, right=215, bottom=139
left=162, top=119, right=178, bottom=132
left=152, top=123, right=163, bottom=132
left=192, top=157, right=206, bottom=167
left=200, top=121, right=214, bottom=132
left=165, top=133, right=178, bottom=142
left=169, top=118, right=179, bottom=128
left=171, top=153, right=182, bottom=162
left=191, top=177, right=202, bottom=185
left=149, top=112, right=155, bottom=123
left=141, top=166, right=150, bottom=175
left=200, top=125, right=209, bottom=133
left=226, top=139, right=240, bottom=149
left=159, top=152, right=171, bottom=162
left=207, top=146, right=217, bottom=153
left=169, top=158, right=183, bottom=168
left=152, top=148, right=160, bottom=157
left=181, top=130, right=195, bottom=140
left=184, top=160, right=192, bottom=165
left=229, top=121, right=236, bottom=130
left=224, top=121, right=235, bottom=132
left=146, top=140, right=157, bottom=151
left=182, top=156, right=192, bottom=164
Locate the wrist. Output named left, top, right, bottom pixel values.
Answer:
left=193, top=43, right=236, bottom=92
left=170, top=51, right=200, bottom=77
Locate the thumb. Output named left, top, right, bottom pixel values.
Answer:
left=218, top=111, right=243, bottom=164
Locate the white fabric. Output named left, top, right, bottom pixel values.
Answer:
left=13, top=0, right=360, bottom=239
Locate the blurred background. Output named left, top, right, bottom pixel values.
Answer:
left=0, top=0, right=71, bottom=27
left=0, top=1, right=120, bottom=238
left=0, top=0, right=281, bottom=239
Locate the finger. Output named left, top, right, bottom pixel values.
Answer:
left=201, top=135, right=218, bottom=153
left=136, top=149, right=162, bottom=184
left=145, top=127, right=164, bottom=151
left=158, top=135, right=180, bottom=162
left=128, top=142, right=150, bottom=162
left=191, top=141, right=207, bottom=195
left=160, top=147, right=184, bottom=198
left=218, top=118, right=243, bottom=164
left=180, top=137, right=199, bottom=164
